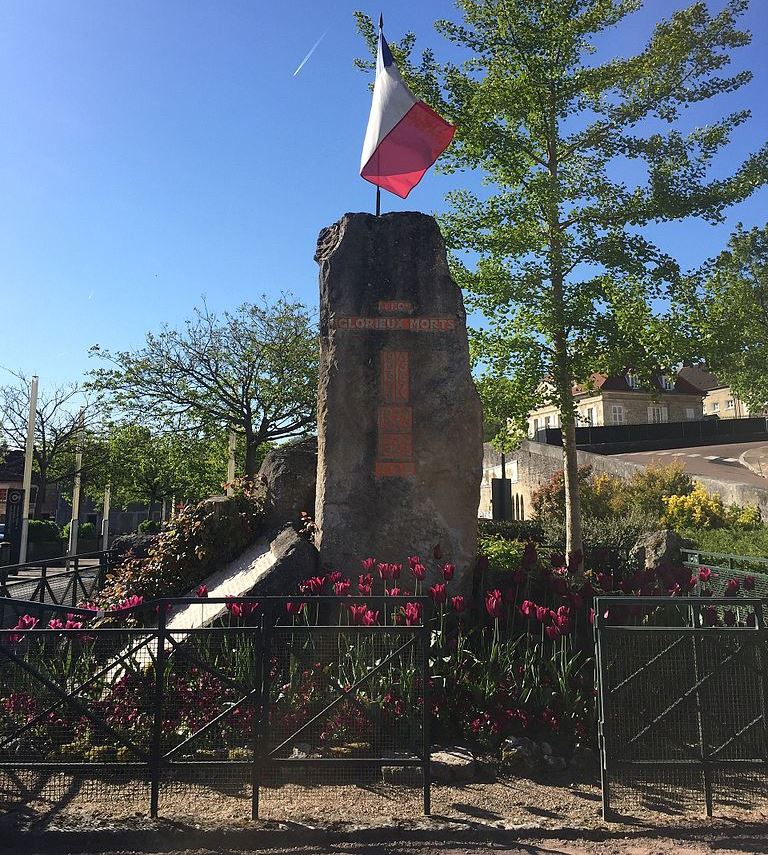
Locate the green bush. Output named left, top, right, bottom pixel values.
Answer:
left=533, top=462, right=694, bottom=527
left=478, top=535, right=525, bottom=572
left=138, top=519, right=161, bottom=534
left=26, top=519, right=61, bottom=543
left=682, top=525, right=768, bottom=559
left=61, top=521, right=98, bottom=542
left=477, top=518, right=544, bottom=542
left=543, top=509, right=657, bottom=569
left=625, top=463, right=693, bottom=517
left=96, top=479, right=266, bottom=607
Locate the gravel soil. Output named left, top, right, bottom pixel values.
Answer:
left=2, top=769, right=767, bottom=855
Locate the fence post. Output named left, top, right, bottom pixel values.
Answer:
left=594, top=606, right=612, bottom=821
left=754, top=606, right=768, bottom=767
left=38, top=564, right=48, bottom=603
left=150, top=609, right=168, bottom=818
left=252, top=609, right=271, bottom=821
left=421, top=610, right=431, bottom=816
left=689, top=603, right=713, bottom=817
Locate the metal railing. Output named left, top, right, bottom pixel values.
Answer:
left=0, top=550, right=113, bottom=616
left=595, top=596, right=768, bottom=820
left=0, top=595, right=431, bottom=821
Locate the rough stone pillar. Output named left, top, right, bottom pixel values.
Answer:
left=314, top=212, right=483, bottom=586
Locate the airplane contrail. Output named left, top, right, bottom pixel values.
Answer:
left=293, top=30, right=328, bottom=77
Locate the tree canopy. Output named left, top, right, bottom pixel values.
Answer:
left=88, top=297, right=318, bottom=475
left=356, top=0, right=768, bottom=560
left=688, top=222, right=768, bottom=413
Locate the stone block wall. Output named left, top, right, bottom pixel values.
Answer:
left=501, top=440, right=768, bottom=521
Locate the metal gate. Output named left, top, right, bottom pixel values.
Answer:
left=595, top=596, right=768, bottom=819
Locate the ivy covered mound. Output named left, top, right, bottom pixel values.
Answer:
left=96, top=480, right=266, bottom=608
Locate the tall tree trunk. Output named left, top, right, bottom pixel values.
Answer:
left=546, top=86, right=584, bottom=569
left=244, top=431, right=258, bottom=478
left=560, top=415, right=584, bottom=565
left=552, top=326, right=584, bottom=566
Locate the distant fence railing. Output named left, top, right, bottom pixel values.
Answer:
left=0, top=551, right=113, bottom=625
left=0, top=596, right=431, bottom=820
left=535, top=416, right=768, bottom=449
left=595, top=596, right=768, bottom=820
left=682, top=549, right=768, bottom=600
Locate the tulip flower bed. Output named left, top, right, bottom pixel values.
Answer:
left=284, top=544, right=768, bottom=761
left=0, top=541, right=764, bottom=821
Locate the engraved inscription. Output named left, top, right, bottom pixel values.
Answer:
left=376, top=350, right=415, bottom=478
left=335, top=316, right=456, bottom=332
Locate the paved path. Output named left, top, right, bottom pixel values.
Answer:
left=614, top=440, right=768, bottom=486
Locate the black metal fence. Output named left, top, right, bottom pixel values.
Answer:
left=595, top=596, right=768, bottom=820
left=0, top=551, right=112, bottom=621
left=0, top=596, right=430, bottom=820
left=535, top=416, right=768, bottom=450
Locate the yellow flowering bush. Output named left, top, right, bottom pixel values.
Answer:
left=662, top=486, right=727, bottom=530
left=727, top=503, right=762, bottom=529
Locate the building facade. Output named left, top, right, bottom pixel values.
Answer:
left=527, top=372, right=704, bottom=436
left=678, top=364, right=757, bottom=419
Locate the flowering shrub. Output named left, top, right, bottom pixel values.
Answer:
left=663, top=486, right=728, bottom=529
left=95, top=478, right=265, bottom=608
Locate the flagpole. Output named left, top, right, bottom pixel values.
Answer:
left=376, top=13, right=383, bottom=218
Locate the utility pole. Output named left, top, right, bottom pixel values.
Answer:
left=68, top=408, right=85, bottom=557
left=18, top=375, right=38, bottom=564
left=101, top=483, right=111, bottom=551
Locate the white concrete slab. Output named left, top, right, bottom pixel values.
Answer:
left=167, top=536, right=275, bottom=630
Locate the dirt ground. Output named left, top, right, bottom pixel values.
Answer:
left=3, top=770, right=768, bottom=855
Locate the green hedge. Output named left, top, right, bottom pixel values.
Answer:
left=681, top=525, right=768, bottom=560
left=26, top=519, right=61, bottom=543
left=477, top=518, right=544, bottom=542
left=61, top=521, right=97, bottom=542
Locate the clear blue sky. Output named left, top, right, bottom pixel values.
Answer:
left=1, top=0, right=766, bottom=387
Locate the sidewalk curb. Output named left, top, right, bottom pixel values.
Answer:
left=739, top=448, right=768, bottom=479
left=6, top=817, right=768, bottom=854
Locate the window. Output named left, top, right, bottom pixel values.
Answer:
left=544, top=415, right=552, bottom=429
left=532, top=418, right=540, bottom=434
left=509, top=460, right=519, bottom=484
left=660, top=375, right=675, bottom=391
left=0, top=488, right=7, bottom=503
left=648, top=405, right=669, bottom=424
left=711, top=402, right=720, bottom=413
left=726, top=399, right=735, bottom=410
left=685, top=408, right=696, bottom=420
left=626, top=372, right=639, bottom=389
left=611, top=405, right=625, bottom=425
left=585, top=407, right=595, bottom=426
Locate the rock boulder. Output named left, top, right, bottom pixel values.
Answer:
left=314, top=212, right=483, bottom=586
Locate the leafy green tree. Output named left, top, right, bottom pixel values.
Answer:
left=356, top=0, right=767, bottom=561
left=85, top=425, right=230, bottom=512
left=690, top=223, right=768, bottom=412
left=88, top=297, right=318, bottom=476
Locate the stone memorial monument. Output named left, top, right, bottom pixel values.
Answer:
left=315, top=212, right=483, bottom=585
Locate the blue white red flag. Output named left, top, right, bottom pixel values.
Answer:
left=360, top=20, right=455, bottom=199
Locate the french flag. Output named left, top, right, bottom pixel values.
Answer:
left=360, top=20, right=456, bottom=199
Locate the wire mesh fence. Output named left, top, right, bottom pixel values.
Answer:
left=0, top=596, right=430, bottom=820
left=595, top=596, right=768, bottom=820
